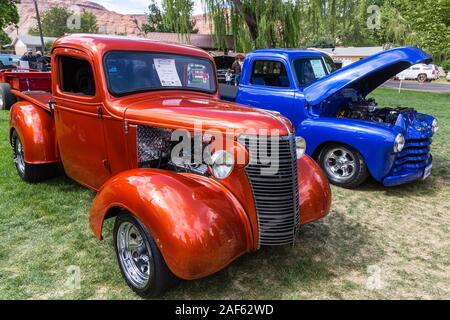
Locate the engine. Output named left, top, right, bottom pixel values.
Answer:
left=137, top=125, right=209, bottom=176
left=337, top=98, right=414, bottom=124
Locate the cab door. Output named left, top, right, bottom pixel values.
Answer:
left=52, top=48, right=111, bottom=190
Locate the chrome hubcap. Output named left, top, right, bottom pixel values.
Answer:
left=324, top=148, right=356, bottom=182
left=117, top=221, right=152, bottom=289
left=15, top=139, right=25, bottom=174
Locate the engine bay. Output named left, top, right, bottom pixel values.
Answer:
left=337, top=98, right=414, bottom=124
left=137, top=125, right=210, bottom=176
left=326, top=88, right=415, bottom=125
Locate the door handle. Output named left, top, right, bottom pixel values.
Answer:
left=48, top=101, right=56, bottom=114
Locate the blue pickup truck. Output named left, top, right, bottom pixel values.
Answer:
left=221, top=47, right=438, bottom=188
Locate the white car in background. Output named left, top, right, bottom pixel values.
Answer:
left=396, top=64, right=440, bottom=83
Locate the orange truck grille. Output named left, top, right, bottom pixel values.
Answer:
left=241, top=135, right=300, bottom=247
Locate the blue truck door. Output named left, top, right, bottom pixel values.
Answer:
left=236, top=58, right=295, bottom=119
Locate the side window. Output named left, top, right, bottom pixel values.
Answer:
left=250, top=60, right=290, bottom=87
left=323, top=55, right=337, bottom=74
left=60, top=56, right=96, bottom=96
left=293, top=58, right=328, bottom=86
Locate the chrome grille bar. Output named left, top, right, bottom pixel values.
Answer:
left=393, top=138, right=432, bottom=173
left=241, top=135, right=300, bottom=247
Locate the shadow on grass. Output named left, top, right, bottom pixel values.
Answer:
left=157, top=209, right=382, bottom=299
left=357, top=164, right=449, bottom=199
left=41, top=175, right=87, bottom=192
left=17, top=170, right=382, bottom=299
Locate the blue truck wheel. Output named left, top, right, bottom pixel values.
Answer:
left=318, top=144, right=368, bottom=189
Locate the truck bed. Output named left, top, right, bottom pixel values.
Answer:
left=219, top=84, right=238, bottom=102
left=1, top=70, right=51, bottom=93
left=10, top=89, right=52, bottom=112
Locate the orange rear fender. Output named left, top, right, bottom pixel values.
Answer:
left=9, top=102, right=60, bottom=164
left=90, top=169, right=253, bottom=280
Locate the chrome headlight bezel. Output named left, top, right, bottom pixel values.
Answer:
left=394, top=134, right=406, bottom=153
left=210, top=150, right=235, bottom=180
left=295, top=136, right=307, bottom=159
left=432, top=119, right=439, bottom=134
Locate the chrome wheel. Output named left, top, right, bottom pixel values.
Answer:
left=324, top=147, right=356, bottom=182
left=116, top=221, right=152, bottom=289
left=15, top=138, right=25, bottom=175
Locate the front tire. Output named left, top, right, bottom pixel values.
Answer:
left=11, top=131, right=59, bottom=182
left=113, top=212, right=179, bottom=298
left=318, top=144, right=368, bottom=188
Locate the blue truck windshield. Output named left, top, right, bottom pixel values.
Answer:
left=293, top=58, right=329, bottom=86
left=104, top=51, right=217, bottom=95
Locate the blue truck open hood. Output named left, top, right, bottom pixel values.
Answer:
left=304, top=47, right=432, bottom=106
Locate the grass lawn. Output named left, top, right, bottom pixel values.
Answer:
left=0, top=88, right=449, bottom=299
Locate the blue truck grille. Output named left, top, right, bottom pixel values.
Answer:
left=393, top=138, right=432, bottom=173
left=241, top=135, right=300, bottom=247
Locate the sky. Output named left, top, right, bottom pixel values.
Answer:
left=93, top=0, right=204, bottom=15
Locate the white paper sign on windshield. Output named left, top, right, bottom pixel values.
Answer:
left=310, top=59, right=327, bottom=79
left=154, top=59, right=182, bottom=87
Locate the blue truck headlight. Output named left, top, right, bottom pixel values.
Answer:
left=432, top=119, right=439, bottom=133
left=394, top=134, right=406, bottom=153
left=210, top=150, right=235, bottom=179
left=295, top=136, right=307, bottom=159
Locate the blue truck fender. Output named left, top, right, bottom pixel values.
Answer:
left=298, top=118, right=399, bottom=182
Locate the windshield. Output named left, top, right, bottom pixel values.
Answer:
left=293, top=58, right=330, bottom=86
left=104, top=51, right=217, bottom=96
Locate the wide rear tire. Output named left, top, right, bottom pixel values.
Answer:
left=113, top=212, right=179, bottom=298
left=11, top=131, right=59, bottom=182
left=318, top=143, right=368, bottom=189
left=0, top=83, right=17, bottom=111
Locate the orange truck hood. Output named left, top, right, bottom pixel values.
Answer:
left=122, top=96, right=293, bottom=136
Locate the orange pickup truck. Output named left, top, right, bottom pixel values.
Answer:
left=7, top=34, right=331, bottom=297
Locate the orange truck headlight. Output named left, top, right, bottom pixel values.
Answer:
left=210, top=150, right=235, bottom=179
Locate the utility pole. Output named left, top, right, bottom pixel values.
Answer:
left=33, top=0, right=45, bottom=54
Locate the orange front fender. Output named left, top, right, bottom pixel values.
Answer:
left=299, top=155, right=332, bottom=225
left=90, top=169, right=253, bottom=280
left=9, top=102, right=60, bottom=164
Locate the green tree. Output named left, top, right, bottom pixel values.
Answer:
left=29, top=7, right=99, bottom=37
left=0, top=0, right=19, bottom=46
left=79, top=12, right=98, bottom=33
left=143, top=0, right=165, bottom=32
left=29, top=7, right=72, bottom=37
left=163, top=0, right=198, bottom=34
left=45, top=41, right=54, bottom=52
left=375, top=0, right=450, bottom=63
left=200, top=0, right=381, bottom=51
left=143, top=0, right=198, bottom=34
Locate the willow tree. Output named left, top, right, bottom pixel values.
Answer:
left=201, top=0, right=301, bottom=51
left=199, top=0, right=380, bottom=51
left=374, top=0, right=450, bottom=63
left=160, top=0, right=381, bottom=51
left=160, top=0, right=198, bottom=35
